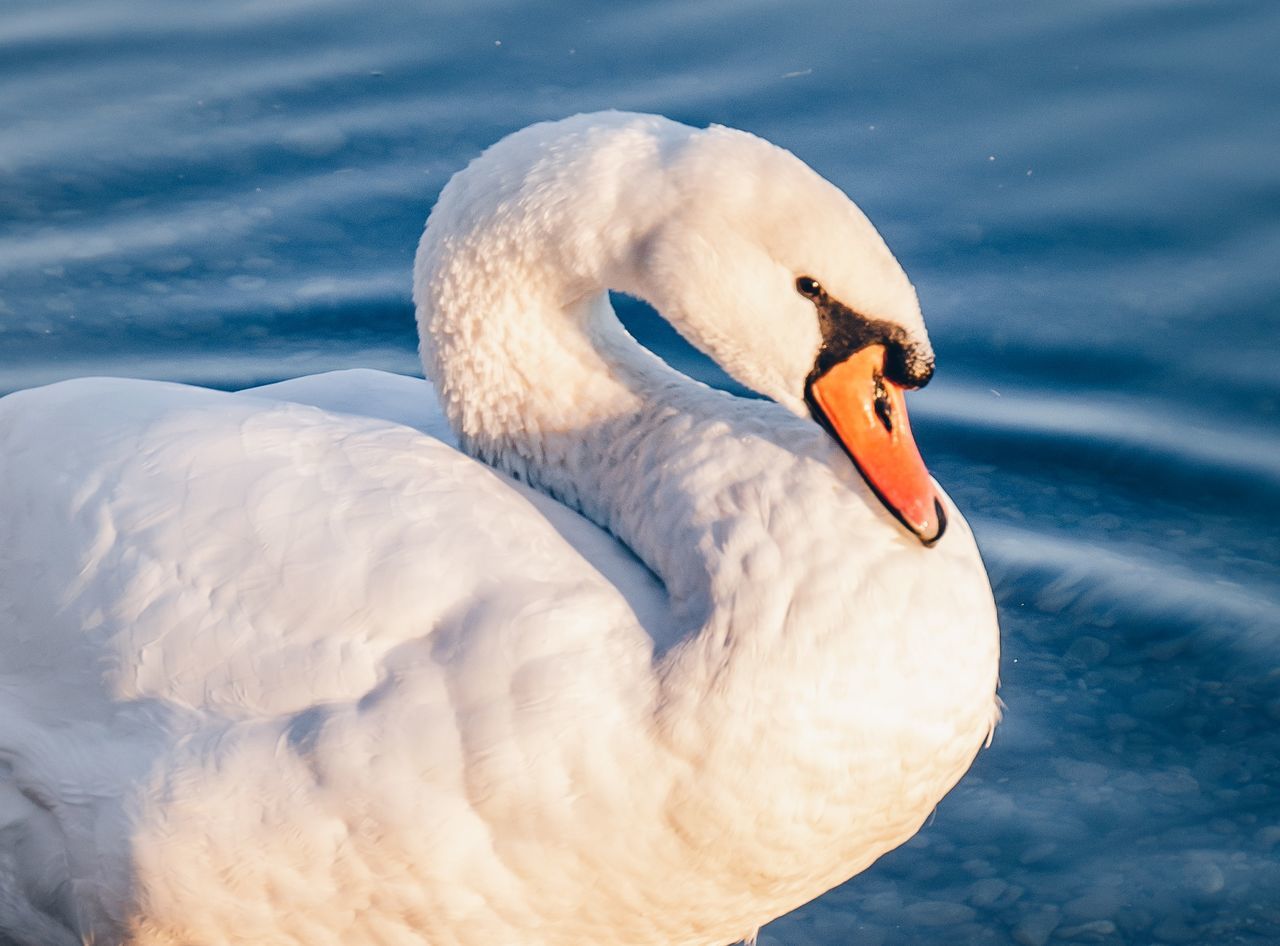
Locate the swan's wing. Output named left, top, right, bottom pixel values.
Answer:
left=0, top=376, right=669, bottom=722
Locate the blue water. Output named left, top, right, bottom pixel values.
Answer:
left=2, top=1, right=1278, bottom=943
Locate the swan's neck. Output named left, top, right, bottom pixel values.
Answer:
left=415, top=117, right=719, bottom=614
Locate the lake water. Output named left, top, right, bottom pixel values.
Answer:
left=2, top=0, right=1278, bottom=943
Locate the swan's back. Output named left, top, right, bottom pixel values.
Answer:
left=0, top=373, right=665, bottom=721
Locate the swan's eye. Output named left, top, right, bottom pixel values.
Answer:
left=796, top=276, right=823, bottom=299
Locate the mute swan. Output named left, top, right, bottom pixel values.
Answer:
left=0, top=112, right=999, bottom=946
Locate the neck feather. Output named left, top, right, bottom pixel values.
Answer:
left=413, top=116, right=717, bottom=613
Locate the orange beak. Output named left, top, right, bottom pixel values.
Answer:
left=805, top=345, right=946, bottom=546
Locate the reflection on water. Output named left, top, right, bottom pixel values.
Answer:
left=2, top=0, right=1278, bottom=942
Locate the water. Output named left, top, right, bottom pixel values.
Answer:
left=2, top=0, right=1278, bottom=942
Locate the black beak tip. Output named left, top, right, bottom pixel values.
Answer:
left=919, top=497, right=948, bottom=548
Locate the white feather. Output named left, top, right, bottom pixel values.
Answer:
left=0, top=112, right=999, bottom=945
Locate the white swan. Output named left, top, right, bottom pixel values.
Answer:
left=0, top=112, right=999, bottom=946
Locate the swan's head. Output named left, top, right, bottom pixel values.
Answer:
left=633, top=122, right=945, bottom=544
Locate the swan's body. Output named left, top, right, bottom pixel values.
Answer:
left=0, top=113, right=999, bottom=946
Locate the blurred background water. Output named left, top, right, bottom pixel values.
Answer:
left=1, top=0, right=1278, bottom=943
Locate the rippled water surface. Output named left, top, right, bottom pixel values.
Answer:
left=2, top=1, right=1278, bottom=943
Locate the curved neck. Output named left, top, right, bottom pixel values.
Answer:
left=411, top=114, right=878, bottom=674
left=414, top=117, right=720, bottom=615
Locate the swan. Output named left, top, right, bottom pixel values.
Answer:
left=0, top=112, right=1000, bottom=946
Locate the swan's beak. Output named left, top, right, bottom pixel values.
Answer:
left=805, top=345, right=946, bottom=546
